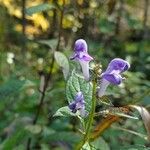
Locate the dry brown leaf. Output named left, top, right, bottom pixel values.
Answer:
left=90, top=115, right=120, bottom=141
left=129, top=105, right=150, bottom=142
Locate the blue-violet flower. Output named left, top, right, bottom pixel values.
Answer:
left=70, top=39, right=93, bottom=80
left=98, top=58, right=130, bottom=97
left=68, top=91, right=86, bottom=117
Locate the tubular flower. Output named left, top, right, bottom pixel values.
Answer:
left=98, top=58, right=130, bottom=97
left=68, top=92, right=86, bottom=117
left=70, top=39, right=93, bottom=80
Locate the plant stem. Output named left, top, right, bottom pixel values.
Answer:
left=76, top=80, right=96, bottom=150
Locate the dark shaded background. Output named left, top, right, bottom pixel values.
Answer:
left=0, top=0, right=150, bottom=149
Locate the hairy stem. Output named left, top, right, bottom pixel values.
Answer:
left=76, top=80, right=96, bottom=150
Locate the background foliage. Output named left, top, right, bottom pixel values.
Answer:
left=0, top=0, right=150, bottom=149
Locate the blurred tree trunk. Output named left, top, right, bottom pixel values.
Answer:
left=143, top=0, right=149, bottom=39
left=51, top=0, right=57, bottom=37
left=115, top=0, right=124, bottom=35
left=22, top=0, right=26, bottom=53
left=76, top=0, right=90, bottom=38
left=107, top=0, right=116, bottom=15
left=143, top=0, right=149, bottom=28
left=43, top=0, right=57, bottom=38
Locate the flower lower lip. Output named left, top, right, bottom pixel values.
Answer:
left=102, top=73, right=122, bottom=85
left=98, top=58, right=130, bottom=97
left=68, top=92, right=86, bottom=117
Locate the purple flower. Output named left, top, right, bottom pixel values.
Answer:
left=98, top=58, right=130, bottom=97
left=70, top=39, right=93, bottom=80
left=68, top=92, right=86, bottom=117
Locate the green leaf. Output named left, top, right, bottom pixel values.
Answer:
left=0, top=128, right=27, bottom=150
left=38, top=39, right=58, bottom=50
left=47, top=132, right=81, bottom=144
left=124, top=14, right=142, bottom=30
left=40, top=144, right=50, bottom=150
left=54, top=51, right=70, bottom=80
left=106, top=107, right=139, bottom=120
left=53, top=106, right=76, bottom=117
left=118, top=145, right=150, bottom=150
left=66, top=71, right=93, bottom=112
left=99, top=18, right=115, bottom=34
left=112, top=112, right=139, bottom=120
left=13, top=145, right=25, bottom=150
left=112, top=126, right=148, bottom=141
left=26, top=3, right=55, bottom=16
left=98, top=96, right=113, bottom=106
left=82, top=142, right=91, bottom=150
left=0, top=79, right=27, bottom=100
left=25, top=124, right=42, bottom=134
left=42, top=127, right=55, bottom=138
left=91, top=137, right=110, bottom=150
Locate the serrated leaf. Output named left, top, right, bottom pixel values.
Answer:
left=66, top=71, right=93, bottom=112
left=53, top=106, right=76, bottom=117
left=26, top=3, right=55, bottom=16
left=38, top=39, right=58, bottom=50
left=54, top=51, right=69, bottom=80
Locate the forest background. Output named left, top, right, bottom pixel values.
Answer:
left=0, top=0, right=150, bottom=149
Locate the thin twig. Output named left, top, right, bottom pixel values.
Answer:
left=26, top=1, right=65, bottom=149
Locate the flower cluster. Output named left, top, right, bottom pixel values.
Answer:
left=69, top=39, right=130, bottom=116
